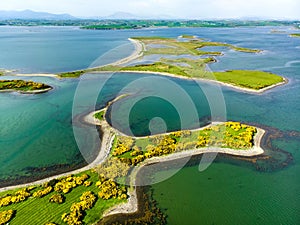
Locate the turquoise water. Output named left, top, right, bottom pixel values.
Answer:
left=0, top=26, right=299, bottom=224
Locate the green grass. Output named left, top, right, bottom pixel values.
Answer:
left=94, top=110, right=105, bottom=121
left=117, top=57, right=214, bottom=78
left=290, top=33, right=300, bottom=38
left=121, top=62, right=189, bottom=77
left=0, top=80, right=51, bottom=92
left=56, top=36, right=282, bottom=91
left=214, top=70, right=284, bottom=90
left=112, top=122, right=258, bottom=164
left=135, top=37, right=260, bottom=56
left=58, top=70, right=86, bottom=78
left=0, top=171, right=124, bottom=225
left=181, top=35, right=195, bottom=39
left=99, top=61, right=283, bottom=91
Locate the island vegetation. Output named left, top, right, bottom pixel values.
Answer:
left=95, top=36, right=284, bottom=91
left=94, top=110, right=105, bottom=121
left=214, top=70, right=284, bottom=90
left=0, top=103, right=262, bottom=225
left=290, top=33, right=300, bottom=38
left=0, top=19, right=299, bottom=29
left=109, top=121, right=258, bottom=167
left=80, top=20, right=300, bottom=30
left=0, top=80, right=52, bottom=93
left=0, top=171, right=126, bottom=225
left=58, top=70, right=86, bottom=78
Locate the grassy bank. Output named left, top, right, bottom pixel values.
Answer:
left=110, top=122, right=258, bottom=166
left=62, top=35, right=283, bottom=92
left=0, top=117, right=262, bottom=225
left=290, top=33, right=300, bottom=38
left=0, top=80, right=51, bottom=93
left=214, top=70, right=284, bottom=90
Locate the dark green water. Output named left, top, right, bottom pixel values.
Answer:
left=0, top=26, right=299, bottom=224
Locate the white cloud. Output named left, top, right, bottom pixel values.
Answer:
left=0, top=0, right=299, bottom=19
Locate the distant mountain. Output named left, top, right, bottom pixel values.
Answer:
left=0, top=10, right=77, bottom=20
left=102, top=11, right=175, bottom=20
left=103, top=12, right=142, bottom=20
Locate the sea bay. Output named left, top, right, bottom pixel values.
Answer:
left=0, top=26, right=299, bottom=224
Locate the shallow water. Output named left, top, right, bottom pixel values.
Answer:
left=0, top=26, right=299, bottom=224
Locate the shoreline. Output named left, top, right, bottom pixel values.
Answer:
left=102, top=124, right=265, bottom=217
left=2, top=38, right=144, bottom=78
left=2, top=38, right=286, bottom=94
left=0, top=87, right=53, bottom=94
left=0, top=108, right=266, bottom=219
left=92, top=69, right=287, bottom=94
left=0, top=111, right=114, bottom=193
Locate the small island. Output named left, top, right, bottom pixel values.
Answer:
left=290, top=33, right=300, bottom=38
left=0, top=100, right=265, bottom=225
left=0, top=80, right=52, bottom=94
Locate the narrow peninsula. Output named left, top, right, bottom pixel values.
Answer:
left=0, top=99, right=266, bottom=225
left=96, top=36, right=285, bottom=93
left=57, top=35, right=286, bottom=93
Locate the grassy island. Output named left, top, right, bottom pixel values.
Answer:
left=290, top=33, right=300, bottom=38
left=214, top=70, right=284, bottom=90
left=55, top=35, right=285, bottom=93
left=0, top=80, right=52, bottom=93
left=92, top=36, right=284, bottom=91
left=0, top=102, right=264, bottom=225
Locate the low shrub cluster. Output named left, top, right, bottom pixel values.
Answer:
left=113, top=122, right=258, bottom=167
left=96, top=158, right=130, bottom=180
left=61, top=191, right=97, bottom=225
left=112, top=136, right=135, bottom=156
left=0, top=189, right=30, bottom=207
left=0, top=209, right=15, bottom=225
left=0, top=79, right=50, bottom=91
left=33, top=186, right=53, bottom=198
left=49, top=194, right=65, bottom=204
left=96, top=176, right=127, bottom=200
left=54, top=174, right=89, bottom=194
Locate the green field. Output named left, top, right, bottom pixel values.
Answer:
left=0, top=171, right=125, bottom=225
left=214, top=70, right=284, bottom=89
left=99, top=61, right=283, bottom=90
left=58, top=70, right=86, bottom=78
left=0, top=80, right=51, bottom=92
left=290, top=33, right=300, bottom=38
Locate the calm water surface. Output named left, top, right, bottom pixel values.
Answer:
left=0, top=26, right=299, bottom=224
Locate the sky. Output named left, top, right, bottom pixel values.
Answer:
left=0, top=0, right=299, bottom=19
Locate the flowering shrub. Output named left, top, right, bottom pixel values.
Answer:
left=61, top=191, right=97, bottom=225
left=0, top=209, right=15, bottom=225
left=33, top=186, right=53, bottom=198
left=49, top=194, right=65, bottom=204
